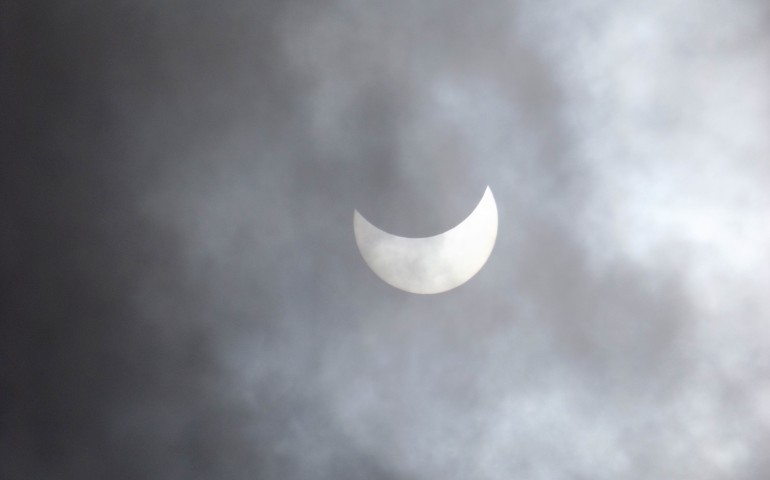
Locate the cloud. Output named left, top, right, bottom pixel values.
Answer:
left=4, top=0, right=770, bottom=479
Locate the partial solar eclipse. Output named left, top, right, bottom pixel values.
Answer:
left=354, top=187, right=498, bottom=294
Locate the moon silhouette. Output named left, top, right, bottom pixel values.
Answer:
left=354, top=187, right=498, bottom=294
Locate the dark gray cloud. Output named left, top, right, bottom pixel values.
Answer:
left=4, top=0, right=770, bottom=479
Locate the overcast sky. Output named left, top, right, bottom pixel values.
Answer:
left=4, top=1, right=770, bottom=479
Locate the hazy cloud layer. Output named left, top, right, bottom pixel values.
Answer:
left=4, top=1, right=770, bottom=479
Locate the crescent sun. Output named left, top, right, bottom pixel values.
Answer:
left=354, top=187, right=498, bottom=294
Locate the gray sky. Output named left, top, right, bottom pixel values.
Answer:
left=4, top=1, right=770, bottom=479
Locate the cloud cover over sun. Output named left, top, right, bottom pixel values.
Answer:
left=3, top=1, right=770, bottom=479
